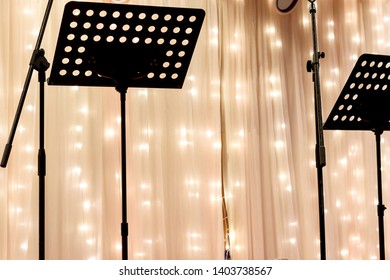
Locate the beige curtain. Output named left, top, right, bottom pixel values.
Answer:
left=1, top=0, right=390, bottom=260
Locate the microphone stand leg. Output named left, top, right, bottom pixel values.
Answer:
left=307, top=0, right=327, bottom=260
left=36, top=51, right=49, bottom=260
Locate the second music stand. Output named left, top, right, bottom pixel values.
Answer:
left=324, top=53, right=390, bottom=260
left=49, top=1, right=205, bottom=259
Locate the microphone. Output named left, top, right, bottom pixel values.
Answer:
left=276, top=0, right=299, bottom=13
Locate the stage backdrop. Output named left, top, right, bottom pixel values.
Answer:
left=1, top=0, right=390, bottom=260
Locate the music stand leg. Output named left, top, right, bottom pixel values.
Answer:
left=375, top=129, right=386, bottom=260
left=119, top=89, right=129, bottom=260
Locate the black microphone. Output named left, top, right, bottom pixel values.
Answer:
left=276, top=0, right=299, bottom=13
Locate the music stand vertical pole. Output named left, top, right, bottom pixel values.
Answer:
left=374, top=129, right=386, bottom=260
left=307, top=0, right=327, bottom=260
left=118, top=88, right=129, bottom=260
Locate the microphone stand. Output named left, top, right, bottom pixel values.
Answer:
left=306, top=0, right=327, bottom=260
left=1, top=0, right=54, bottom=260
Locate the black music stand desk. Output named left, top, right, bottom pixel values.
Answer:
left=48, top=1, right=205, bottom=260
left=324, top=53, right=390, bottom=260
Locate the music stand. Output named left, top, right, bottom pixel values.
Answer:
left=324, top=53, right=390, bottom=260
left=48, top=1, right=205, bottom=260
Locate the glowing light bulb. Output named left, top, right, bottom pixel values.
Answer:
left=83, top=201, right=91, bottom=209
left=18, top=125, right=26, bottom=134
left=138, top=89, right=148, bottom=96
left=25, top=145, right=34, bottom=153
left=188, top=192, right=199, bottom=198
left=143, top=128, right=153, bottom=136
left=352, top=35, right=361, bottom=44
left=23, top=9, right=32, bottom=15
left=339, top=158, right=348, bottom=166
left=325, top=80, right=335, bottom=88
left=351, top=54, right=358, bottom=61
left=13, top=207, right=23, bottom=214
left=279, top=173, right=287, bottom=181
left=72, top=167, right=82, bottom=175
left=190, top=232, right=200, bottom=238
left=269, top=75, right=277, bottom=84
left=139, top=143, right=150, bottom=152
left=206, top=130, right=214, bottom=138
left=26, top=165, right=34, bottom=171
left=213, top=142, right=222, bottom=149
left=75, top=125, right=83, bottom=132
left=275, top=141, right=285, bottom=149
left=79, top=224, right=89, bottom=232
left=105, top=128, right=116, bottom=138
left=15, top=184, right=24, bottom=190
left=190, top=88, right=198, bottom=96
left=74, top=142, right=83, bottom=150
left=289, top=221, right=298, bottom=227
left=80, top=106, right=89, bottom=115
left=20, top=243, right=28, bottom=251
left=266, top=26, right=276, bottom=35
left=340, top=249, right=349, bottom=257
left=142, top=201, right=151, bottom=207
left=230, top=44, right=238, bottom=51
left=186, top=179, right=197, bottom=186
left=275, top=40, right=282, bottom=48
left=180, top=128, right=188, bottom=137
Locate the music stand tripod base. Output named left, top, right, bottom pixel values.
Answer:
left=48, top=1, right=205, bottom=260
left=324, top=53, right=390, bottom=260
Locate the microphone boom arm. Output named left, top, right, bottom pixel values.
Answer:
left=1, top=0, right=53, bottom=168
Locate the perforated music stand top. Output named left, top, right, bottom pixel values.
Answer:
left=324, top=53, right=390, bottom=131
left=48, top=1, right=205, bottom=89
